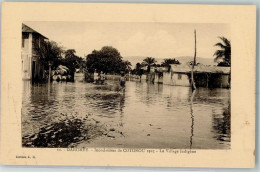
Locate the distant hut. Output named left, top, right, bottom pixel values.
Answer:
left=164, top=64, right=191, bottom=86
left=154, top=67, right=168, bottom=84
left=163, top=63, right=230, bottom=88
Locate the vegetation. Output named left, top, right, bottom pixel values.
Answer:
left=34, top=40, right=64, bottom=70
left=35, top=41, right=85, bottom=81
left=142, top=57, right=157, bottom=73
left=61, top=49, right=85, bottom=74
left=161, top=58, right=180, bottom=67
left=86, top=46, right=131, bottom=74
left=132, top=62, right=144, bottom=75
left=34, top=41, right=64, bottom=81
left=213, top=37, right=231, bottom=67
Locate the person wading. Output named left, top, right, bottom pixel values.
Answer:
left=120, top=73, right=126, bottom=87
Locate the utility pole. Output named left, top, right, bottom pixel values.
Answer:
left=191, top=29, right=197, bottom=91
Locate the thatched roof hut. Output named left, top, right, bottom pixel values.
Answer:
left=170, top=63, right=230, bottom=74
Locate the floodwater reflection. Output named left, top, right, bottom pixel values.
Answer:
left=22, top=79, right=230, bottom=149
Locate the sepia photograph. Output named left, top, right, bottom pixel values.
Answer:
left=21, top=22, right=231, bottom=149
left=1, top=2, right=256, bottom=168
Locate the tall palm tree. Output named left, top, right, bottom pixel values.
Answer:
left=214, top=37, right=231, bottom=66
left=142, top=57, right=157, bottom=72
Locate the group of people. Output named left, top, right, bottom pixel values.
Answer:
left=93, top=70, right=105, bottom=84
left=93, top=70, right=126, bottom=87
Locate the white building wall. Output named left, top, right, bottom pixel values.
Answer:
left=163, top=72, right=190, bottom=87
left=163, top=72, right=172, bottom=85
left=172, top=73, right=190, bottom=87
left=21, top=33, right=32, bottom=80
left=141, top=74, right=147, bottom=81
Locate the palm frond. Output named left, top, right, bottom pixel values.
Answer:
left=219, top=36, right=231, bottom=47
left=214, top=42, right=225, bottom=49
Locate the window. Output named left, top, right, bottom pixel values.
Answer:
left=178, top=74, right=182, bottom=80
left=22, top=33, right=29, bottom=48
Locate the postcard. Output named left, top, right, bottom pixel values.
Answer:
left=0, top=2, right=256, bottom=168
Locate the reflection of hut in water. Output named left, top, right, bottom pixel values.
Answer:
left=163, top=63, right=230, bottom=88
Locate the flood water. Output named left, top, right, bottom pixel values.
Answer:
left=22, top=76, right=230, bottom=149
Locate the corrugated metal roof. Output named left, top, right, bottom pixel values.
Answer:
left=170, top=63, right=230, bottom=74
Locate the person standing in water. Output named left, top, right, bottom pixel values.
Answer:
left=93, top=69, right=98, bottom=83
left=120, top=73, right=126, bottom=87
left=100, top=71, right=105, bottom=84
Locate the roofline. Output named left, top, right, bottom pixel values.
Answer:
left=22, top=24, right=48, bottom=39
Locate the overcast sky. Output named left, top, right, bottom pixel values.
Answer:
left=24, top=21, right=230, bottom=59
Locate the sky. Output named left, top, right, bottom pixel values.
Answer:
left=24, top=21, right=230, bottom=60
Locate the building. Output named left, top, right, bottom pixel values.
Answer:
left=163, top=64, right=190, bottom=86
left=153, top=66, right=168, bottom=84
left=163, top=63, right=230, bottom=88
left=21, top=24, right=48, bottom=81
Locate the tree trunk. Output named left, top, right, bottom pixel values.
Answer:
left=191, top=29, right=197, bottom=91
left=48, top=62, right=52, bottom=83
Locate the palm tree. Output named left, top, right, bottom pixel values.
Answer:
left=161, top=58, right=180, bottom=67
left=214, top=37, right=231, bottom=66
left=123, top=60, right=132, bottom=72
left=142, top=57, right=157, bottom=72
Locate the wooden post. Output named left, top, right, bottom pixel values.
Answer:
left=206, top=73, right=209, bottom=88
left=191, top=30, right=197, bottom=91
left=48, top=62, right=52, bottom=83
left=190, top=89, right=196, bottom=149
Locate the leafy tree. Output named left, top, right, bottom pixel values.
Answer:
left=34, top=40, right=64, bottom=80
left=86, top=46, right=131, bottom=74
left=214, top=37, right=231, bottom=66
left=161, top=58, right=180, bottom=67
left=132, top=62, right=144, bottom=75
left=61, top=49, right=84, bottom=74
left=142, top=57, right=157, bottom=73
left=35, top=40, right=63, bottom=69
left=65, top=49, right=76, bottom=59
left=121, top=60, right=132, bottom=73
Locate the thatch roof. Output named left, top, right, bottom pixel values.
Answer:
left=170, top=63, right=230, bottom=74
left=22, top=24, right=48, bottom=39
left=151, top=66, right=168, bottom=72
left=57, top=65, right=69, bottom=72
left=170, top=64, right=191, bottom=73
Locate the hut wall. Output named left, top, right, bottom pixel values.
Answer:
left=158, top=76, right=163, bottom=83
left=163, top=72, right=172, bottom=85
left=220, top=74, right=230, bottom=88
left=172, top=73, right=190, bottom=87
left=163, top=72, right=190, bottom=86
left=154, top=73, right=159, bottom=83
left=147, top=73, right=155, bottom=82
left=154, top=73, right=163, bottom=83
left=195, top=73, right=230, bottom=88
left=141, top=74, right=147, bottom=81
